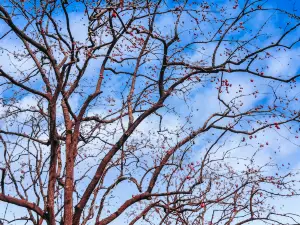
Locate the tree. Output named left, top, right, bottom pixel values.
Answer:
left=0, top=0, right=300, bottom=224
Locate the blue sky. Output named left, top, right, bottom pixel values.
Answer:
left=1, top=0, right=300, bottom=224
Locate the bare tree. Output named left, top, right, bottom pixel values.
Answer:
left=0, top=0, right=300, bottom=225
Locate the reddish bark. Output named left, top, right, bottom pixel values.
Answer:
left=0, top=1, right=300, bottom=225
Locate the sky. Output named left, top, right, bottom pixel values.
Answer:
left=0, top=0, right=300, bottom=224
